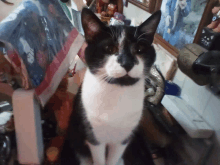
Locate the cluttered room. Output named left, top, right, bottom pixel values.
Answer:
left=0, top=0, right=220, bottom=164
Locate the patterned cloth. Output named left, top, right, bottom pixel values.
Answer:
left=0, top=0, right=84, bottom=106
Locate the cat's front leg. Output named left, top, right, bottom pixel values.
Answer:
left=106, top=143, right=128, bottom=165
left=87, top=141, right=106, bottom=165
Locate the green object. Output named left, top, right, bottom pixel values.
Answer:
left=58, top=0, right=72, bottom=21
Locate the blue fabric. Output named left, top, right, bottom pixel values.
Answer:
left=0, top=0, right=74, bottom=88
left=165, top=80, right=181, bottom=96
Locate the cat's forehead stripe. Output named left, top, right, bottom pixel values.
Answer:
left=118, top=29, right=126, bottom=53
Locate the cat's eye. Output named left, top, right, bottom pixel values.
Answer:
left=104, top=45, right=116, bottom=54
left=138, top=48, right=142, bottom=53
left=137, top=45, right=145, bottom=54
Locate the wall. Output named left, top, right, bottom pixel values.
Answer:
left=123, top=3, right=151, bottom=25
left=124, top=3, right=220, bottom=164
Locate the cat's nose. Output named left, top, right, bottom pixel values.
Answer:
left=118, top=55, right=135, bottom=72
left=121, top=62, right=134, bottom=72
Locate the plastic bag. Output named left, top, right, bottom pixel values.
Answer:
left=0, top=0, right=84, bottom=106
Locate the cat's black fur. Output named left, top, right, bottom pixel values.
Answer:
left=63, top=8, right=161, bottom=165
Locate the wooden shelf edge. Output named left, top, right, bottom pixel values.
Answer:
left=154, top=33, right=179, bottom=58
left=128, top=0, right=149, bottom=12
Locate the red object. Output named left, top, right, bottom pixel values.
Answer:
left=72, top=62, right=77, bottom=75
left=69, top=62, right=77, bottom=77
left=97, top=0, right=108, bottom=13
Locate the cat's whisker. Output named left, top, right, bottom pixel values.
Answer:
left=97, top=73, right=108, bottom=80
left=108, top=77, right=113, bottom=84
left=99, top=75, right=109, bottom=84
left=98, top=76, right=107, bottom=81
left=96, top=72, right=110, bottom=81
left=101, top=75, right=108, bottom=80
left=105, top=76, right=109, bottom=81
left=103, top=75, right=112, bottom=82
left=105, top=76, right=112, bottom=84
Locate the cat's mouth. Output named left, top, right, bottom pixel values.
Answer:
left=105, top=74, right=140, bottom=86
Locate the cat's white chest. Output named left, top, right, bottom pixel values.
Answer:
left=82, top=70, right=145, bottom=143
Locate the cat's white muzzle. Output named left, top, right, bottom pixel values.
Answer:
left=105, top=55, right=144, bottom=79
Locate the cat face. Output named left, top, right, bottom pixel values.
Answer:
left=81, top=8, right=161, bottom=86
left=200, top=29, right=214, bottom=48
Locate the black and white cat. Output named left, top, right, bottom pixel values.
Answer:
left=67, top=8, right=161, bottom=165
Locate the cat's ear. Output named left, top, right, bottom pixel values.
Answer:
left=137, top=10, right=161, bottom=44
left=81, top=8, right=106, bottom=43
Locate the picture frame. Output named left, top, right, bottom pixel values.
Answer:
left=128, top=0, right=158, bottom=13
left=128, top=0, right=216, bottom=57
left=155, top=0, right=215, bottom=57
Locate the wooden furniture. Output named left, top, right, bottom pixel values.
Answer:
left=128, top=0, right=161, bottom=13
